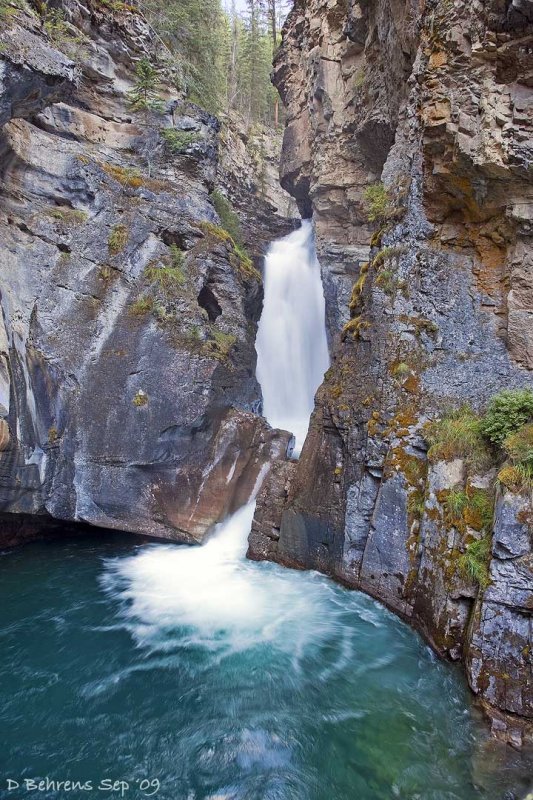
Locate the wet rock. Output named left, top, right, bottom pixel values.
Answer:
left=255, top=0, right=533, bottom=742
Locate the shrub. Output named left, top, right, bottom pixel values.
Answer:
left=480, top=389, right=533, bottom=446
left=425, top=405, right=492, bottom=471
left=161, top=128, right=198, bottom=153
left=43, top=7, right=83, bottom=56
left=459, top=536, right=491, bottom=589
left=108, top=224, right=128, bottom=254
left=497, top=422, right=533, bottom=493
left=128, top=57, right=163, bottom=112
left=362, top=183, right=391, bottom=225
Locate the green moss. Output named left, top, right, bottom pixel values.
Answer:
left=349, top=264, right=368, bottom=312
left=108, top=224, right=128, bottom=255
left=161, top=128, right=199, bottom=153
left=480, top=388, right=533, bottom=446
left=392, top=362, right=410, bottom=378
left=444, top=486, right=494, bottom=533
left=200, top=220, right=260, bottom=283
left=341, top=315, right=369, bottom=341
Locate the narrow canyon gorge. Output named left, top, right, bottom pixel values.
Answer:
left=0, top=0, right=533, bottom=794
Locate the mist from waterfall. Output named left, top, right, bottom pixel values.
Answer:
left=255, top=220, right=329, bottom=456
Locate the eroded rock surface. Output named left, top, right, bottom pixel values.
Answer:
left=0, top=0, right=290, bottom=544
left=250, top=0, right=533, bottom=744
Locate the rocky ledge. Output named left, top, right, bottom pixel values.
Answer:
left=250, top=0, right=533, bottom=746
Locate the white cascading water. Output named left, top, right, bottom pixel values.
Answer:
left=256, top=220, right=329, bottom=456
left=107, top=221, right=331, bottom=649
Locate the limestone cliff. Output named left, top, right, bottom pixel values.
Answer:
left=0, top=0, right=291, bottom=545
left=250, top=0, right=533, bottom=745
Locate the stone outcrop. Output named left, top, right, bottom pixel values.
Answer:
left=0, top=0, right=290, bottom=545
left=250, top=0, right=533, bottom=745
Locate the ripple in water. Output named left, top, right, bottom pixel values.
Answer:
left=1, top=530, right=532, bottom=800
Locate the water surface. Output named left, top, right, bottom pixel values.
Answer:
left=1, top=515, right=531, bottom=800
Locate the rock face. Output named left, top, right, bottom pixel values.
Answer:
left=250, top=0, right=533, bottom=744
left=0, top=0, right=290, bottom=545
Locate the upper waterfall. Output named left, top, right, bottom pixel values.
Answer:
left=255, top=220, right=329, bottom=455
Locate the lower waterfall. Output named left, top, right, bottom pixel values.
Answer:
left=1, top=224, right=531, bottom=800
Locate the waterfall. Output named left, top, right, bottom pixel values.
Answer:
left=107, top=221, right=330, bottom=643
left=256, top=220, right=329, bottom=456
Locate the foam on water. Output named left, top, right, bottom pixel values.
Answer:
left=104, top=502, right=349, bottom=657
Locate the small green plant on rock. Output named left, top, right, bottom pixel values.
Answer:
left=459, top=535, right=491, bottom=589
left=425, top=405, right=492, bottom=471
left=128, top=57, right=163, bottom=112
left=144, top=261, right=185, bottom=297
left=47, top=207, right=88, bottom=225
left=497, top=422, right=533, bottom=493
left=208, top=329, right=236, bottom=361
left=43, top=6, right=84, bottom=56
left=161, top=128, right=198, bottom=153
left=130, top=296, right=154, bottom=316
left=108, top=224, right=128, bottom=255
left=133, top=390, right=148, bottom=407
left=480, top=388, right=533, bottom=446
left=363, top=183, right=392, bottom=225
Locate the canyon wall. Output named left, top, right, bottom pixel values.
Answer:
left=0, top=0, right=292, bottom=545
left=249, top=0, right=533, bottom=746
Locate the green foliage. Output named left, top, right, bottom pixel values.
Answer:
left=141, top=0, right=281, bottom=123
left=102, top=163, right=144, bottom=188
left=444, top=486, right=494, bottom=533
left=47, top=207, right=87, bottom=224
left=200, top=217, right=260, bottom=283
left=480, top=389, right=533, bottom=446
left=0, top=0, right=25, bottom=21
left=108, top=224, right=128, bottom=254
left=425, top=405, right=492, bottom=471
left=130, top=296, right=155, bottom=316
left=132, top=390, right=148, bottom=407
left=497, top=422, right=533, bottom=493
left=128, top=57, right=163, bottom=112
left=459, top=536, right=491, bottom=589
left=208, top=328, right=236, bottom=360
left=144, top=262, right=185, bottom=296
left=212, top=190, right=242, bottom=245
left=363, top=183, right=391, bottom=225
left=43, top=6, right=83, bottom=55
left=161, top=128, right=198, bottom=153
left=392, top=362, right=410, bottom=378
